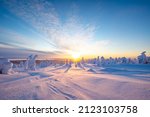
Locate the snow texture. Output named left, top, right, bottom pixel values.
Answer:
left=0, top=52, right=150, bottom=99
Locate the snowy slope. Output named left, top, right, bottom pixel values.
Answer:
left=0, top=63, right=150, bottom=100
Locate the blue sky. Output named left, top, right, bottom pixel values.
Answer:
left=0, top=0, right=150, bottom=58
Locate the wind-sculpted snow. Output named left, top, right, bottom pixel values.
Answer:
left=0, top=61, right=150, bottom=100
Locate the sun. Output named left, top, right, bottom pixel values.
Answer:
left=72, top=53, right=81, bottom=59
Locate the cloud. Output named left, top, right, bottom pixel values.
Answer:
left=2, top=0, right=110, bottom=57
left=0, top=42, right=60, bottom=59
left=0, top=28, right=36, bottom=48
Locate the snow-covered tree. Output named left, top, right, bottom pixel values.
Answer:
left=0, top=58, right=13, bottom=74
left=147, top=57, right=150, bottom=64
left=93, top=58, right=97, bottom=64
left=100, top=56, right=105, bottom=65
left=19, top=61, right=24, bottom=68
left=137, top=51, right=147, bottom=64
left=2, top=62, right=13, bottom=74
left=65, top=59, right=69, bottom=66
left=25, top=55, right=38, bottom=70
left=86, top=51, right=149, bottom=65
left=120, top=57, right=127, bottom=64
left=108, top=57, right=115, bottom=65
left=39, top=60, right=52, bottom=68
left=65, top=59, right=72, bottom=67
left=96, top=56, right=101, bottom=66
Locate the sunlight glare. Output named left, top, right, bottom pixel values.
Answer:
left=72, top=53, right=81, bottom=59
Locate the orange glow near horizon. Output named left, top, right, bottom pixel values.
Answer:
left=51, top=50, right=150, bottom=60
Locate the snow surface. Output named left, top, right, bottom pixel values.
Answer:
left=0, top=62, right=150, bottom=100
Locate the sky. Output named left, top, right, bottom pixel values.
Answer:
left=0, top=0, right=150, bottom=59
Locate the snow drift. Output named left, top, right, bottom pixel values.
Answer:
left=0, top=52, right=150, bottom=100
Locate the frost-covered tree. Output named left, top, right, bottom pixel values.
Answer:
left=86, top=51, right=150, bottom=65
left=0, top=58, right=13, bottom=74
left=108, top=57, right=115, bottom=65
left=147, top=57, right=150, bottom=64
left=93, top=58, right=97, bottom=64
left=65, top=59, right=72, bottom=67
left=65, top=59, right=69, bottom=66
left=120, top=57, right=127, bottom=64
left=96, top=56, right=101, bottom=66
left=2, top=62, right=13, bottom=74
left=40, top=60, right=52, bottom=68
left=137, top=51, right=147, bottom=64
left=100, top=56, right=105, bottom=65
left=19, top=61, right=24, bottom=68
left=25, top=55, right=38, bottom=70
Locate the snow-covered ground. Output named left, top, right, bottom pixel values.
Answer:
left=0, top=63, right=150, bottom=100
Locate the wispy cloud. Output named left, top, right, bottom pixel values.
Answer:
left=3, top=0, right=110, bottom=56
left=0, top=28, right=36, bottom=48
left=0, top=41, right=61, bottom=59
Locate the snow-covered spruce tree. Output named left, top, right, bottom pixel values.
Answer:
left=0, top=58, right=13, bottom=74
left=24, top=56, right=29, bottom=70
left=100, top=56, right=105, bottom=65
left=147, top=56, right=150, bottom=64
left=131, top=58, right=138, bottom=64
left=39, top=60, right=52, bottom=68
left=65, top=59, right=72, bottom=67
left=39, top=61, right=45, bottom=68
left=25, top=55, right=38, bottom=70
left=126, top=58, right=131, bottom=64
left=24, top=55, right=32, bottom=70
left=107, top=57, right=115, bottom=65
left=137, top=51, right=147, bottom=64
left=96, top=56, right=101, bottom=66
left=2, top=62, right=13, bottom=74
left=93, top=58, right=97, bottom=64
left=114, top=58, right=118, bottom=64
left=19, top=61, right=24, bottom=68
left=31, top=55, right=38, bottom=70
left=65, top=59, right=69, bottom=66
left=120, top=57, right=127, bottom=64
